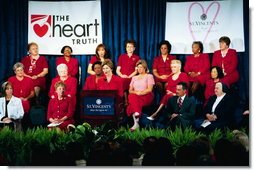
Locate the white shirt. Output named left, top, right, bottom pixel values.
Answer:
left=212, top=93, right=226, bottom=113
left=0, top=96, right=24, bottom=121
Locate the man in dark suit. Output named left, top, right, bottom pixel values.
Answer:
left=193, top=82, right=235, bottom=133
left=154, top=82, right=196, bottom=129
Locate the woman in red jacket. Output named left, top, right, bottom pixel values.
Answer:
left=47, top=81, right=75, bottom=131
left=56, top=45, right=79, bottom=78
left=184, top=41, right=210, bottom=97
left=212, top=36, right=239, bottom=86
left=97, top=59, right=124, bottom=109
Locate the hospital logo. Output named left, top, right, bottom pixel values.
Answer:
left=31, top=15, right=51, bottom=37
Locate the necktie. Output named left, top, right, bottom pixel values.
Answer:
left=178, top=97, right=182, bottom=108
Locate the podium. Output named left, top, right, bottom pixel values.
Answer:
left=80, top=90, right=118, bottom=126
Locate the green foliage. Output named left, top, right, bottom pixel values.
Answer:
left=167, top=126, right=204, bottom=152
left=208, top=128, right=223, bottom=148
left=0, top=124, right=249, bottom=165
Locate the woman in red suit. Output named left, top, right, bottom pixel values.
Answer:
left=47, top=81, right=75, bottom=131
left=152, top=40, right=176, bottom=96
left=87, top=44, right=110, bottom=75
left=148, top=60, right=189, bottom=120
left=97, top=59, right=124, bottom=106
left=8, top=62, right=35, bottom=113
left=212, top=36, right=239, bottom=86
left=56, top=46, right=79, bottom=78
left=21, top=42, right=48, bottom=99
left=83, top=61, right=103, bottom=90
left=126, top=60, right=155, bottom=131
left=49, top=64, right=77, bottom=107
left=184, top=41, right=210, bottom=96
left=204, top=66, right=225, bottom=104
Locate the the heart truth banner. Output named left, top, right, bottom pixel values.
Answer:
left=165, top=0, right=244, bottom=54
left=28, top=1, right=102, bottom=55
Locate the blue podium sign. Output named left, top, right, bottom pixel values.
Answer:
left=84, top=97, right=115, bottom=116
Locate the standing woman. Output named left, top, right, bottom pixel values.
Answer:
left=0, top=81, right=24, bottom=130
left=152, top=40, right=176, bottom=96
left=8, top=62, right=35, bottom=113
left=184, top=41, right=210, bottom=96
left=21, top=42, right=48, bottom=100
left=126, top=60, right=155, bottom=131
left=47, top=81, right=75, bottom=131
left=87, top=44, right=110, bottom=75
left=212, top=36, right=239, bottom=86
left=56, top=45, right=79, bottom=78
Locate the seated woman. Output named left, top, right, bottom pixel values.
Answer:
left=21, top=42, right=48, bottom=101
left=148, top=60, right=189, bottom=120
left=0, top=81, right=24, bottom=130
left=126, top=59, right=155, bottom=131
left=152, top=40, right=176, bottom=96
left=184, top=41, right=210, bottom=98
left=56, top=45, right=79, bottom=78
left=204, top=66, right=225, bottom=104
left=8, top=62, right=35, bottom=113
left=87, top=44, right=110, bottom=75
left=212, top=36, right=239, bottom=86
left=97, top=59, right=124, bottom=105
left=83, top=61, right=103, bottom=90
left=47, top=81, right=75, bottom=131
left=49, top=64, right=77, bottom=106
left=193, top=82, right=235, bottom=133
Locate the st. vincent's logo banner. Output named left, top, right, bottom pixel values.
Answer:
left=165, top=0, right=244, bottom=54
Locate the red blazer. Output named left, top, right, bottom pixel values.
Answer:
left=83, top=75, right=100, bottom=90
left=184, top=53, right=210, bottom=85
left=47, top=96, right=75, bottom=130
left=97, top=75, right=124, bottom=100
left=212, top=49, right=239, bottom=85
left=152, top=54, right=176, bottom=82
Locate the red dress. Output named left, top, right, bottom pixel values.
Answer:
left=21, top=55, right=48, bottom=90
left=83, top=75, right=100, bottom=90
left=8, top=76, right=34, bottom=113
left=212, top=49, right=239, bottom=85
left=152, top=54, right=176, bottom=82
left=118, top=53, right=140, bottom=90
left=160, top=72, right=189, bottom=105
left=184, top=53, right=210, bottom=85
left=56, top=56, right=79, bottom=77
left=47, top=96, right=75, bottom=130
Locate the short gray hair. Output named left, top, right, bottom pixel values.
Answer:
left=56, top=63, right=68, bottom=73
left=13, top=62, right=24, bottom=71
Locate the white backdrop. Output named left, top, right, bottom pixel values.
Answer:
left=165, top=0, right=244, bottom=54
left=28, top=1, right=102, bottom=55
